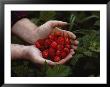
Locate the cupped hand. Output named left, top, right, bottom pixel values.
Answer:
left=32, top=20, right=68, bottom=43
left=24, top=45, right=56, bottom=65
left=53, top=27, right=79, bottom=64
left=24, top=41, right=78, bottom=65
left=32, top=20, right=79, bottom=65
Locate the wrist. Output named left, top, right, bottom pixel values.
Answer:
left=11, top=44, right=28, bottom=60
left=12, top=18, right=38, bottom=44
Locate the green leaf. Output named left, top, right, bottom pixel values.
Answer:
left=94, top=20, right=100, bottom=26
left=70, top=54, right=84, bottom=66
left=89, top=41, right=100, bottom=53
left=46, top=65, right=71, bottom=77
left=83, top=51, right=93, bottom=57
left=69, top=14, right=76, bottom=31
left=81, top=15, right=99, bottom=23
left=37, top=61, right=50, bottom=76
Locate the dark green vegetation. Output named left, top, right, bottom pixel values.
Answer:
left=11, top=11, right=100, bottom=77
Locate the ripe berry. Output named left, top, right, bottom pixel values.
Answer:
left=56, top=50, right=61, bottom=56
left=55, top=31, right=61, bottom=36
left=54, top=56, right=60, bottom=62
left=65, top=44, right=71, bottom=49
left=63, top=48, right=70, bottom=54
left=37, top=39, right=44, bottom=46
left=51, top=41, right=58, bottom=49
left=35, top=41, right=41, bottom=49
left=57, top=45, right=64, bottom=51
left=49, top=34, right=55, bottom=40
left=57, top=37, right=65, bottom=44
left=42, top=50, right=48, bottom=58
left=61, top=51, right=67, bottom=58
left=48, top=48, right=56, bottom=59
left=65, top=38, right=70, bottom=44
left=45, top=39, right=52, bottom=47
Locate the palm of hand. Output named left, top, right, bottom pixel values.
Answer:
left=26, top=46, right=56, bottom=65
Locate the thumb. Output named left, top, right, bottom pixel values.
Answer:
left=46, top=20, right=68, bottom=28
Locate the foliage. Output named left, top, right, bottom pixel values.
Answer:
left=11, top=11, right=100, bottom=77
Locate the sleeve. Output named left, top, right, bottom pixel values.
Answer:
left=11, top=11, right=28, bottom=27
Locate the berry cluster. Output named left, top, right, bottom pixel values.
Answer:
left=35, top=30, right=71, bottom=62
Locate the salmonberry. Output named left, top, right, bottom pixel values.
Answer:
left=35, top=41, right=41, bottom=49
left=65, top=44, right=71, bottom=49
left=57, top=37, right=65, bottom=44
left=65, top=38, right=70, bottom=44
left=45, top=39, right=52, bottom=47
left=48, top=48, right=56, bottom=59
left=55, top=30, right=61, bottom=36
left=49, top=34, right=55, bottom=40
left=63, top=48, right=70, bottom=54
left=51, top=41, right=58, bottom=49
left=56, top=50, right=61, bottom=56
left=61, top=51, right=67, bottom=58
left=54, top=56, right=60, bottom=62
left=42, top=50, right=48, bottom=58
left=57, top=45, right=64, bottom=51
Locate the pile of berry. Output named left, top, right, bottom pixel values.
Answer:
left=35, top=30, right=71, bottom=62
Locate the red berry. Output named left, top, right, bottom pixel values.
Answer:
left=49, top=34, right=55, bottom=40
left=57, top=37, right=65, bottom=44
left=37, top=39, right=44, bottom=46
left=56, top=50, right=61, bottom=56
left=65, top=38, right=70, bottom=44
left=57, top=45, right=64, bottom=50
left=45, top=39, right=52, bottom=47
left=51, top=41, right=58, bottom=49
left=48, top=48, right=56, bottom=59
left=63, top=48, right=70, bottom=54
left=54, top=56, right=60, bottom=62
left=65, top=44, right=71, bottom=49
left=55, top=31, right=61, bottom=36
left=42, top=50, right=48, bottom=58
left=61, top=51, right=67, bottom=58
left=35, top=41, right=41, bottom=49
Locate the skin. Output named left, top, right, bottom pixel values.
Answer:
left=11, top=18, right=79, bottom=65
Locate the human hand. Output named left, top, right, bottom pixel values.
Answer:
left=24, top=45, right=56, bottom=65
left=32, top=20, right=68, bottom=42
left=23, top=20, right=78, bottom=64
left=24, top=44, right=78, bottom=65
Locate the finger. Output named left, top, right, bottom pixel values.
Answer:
left=71, top=45, right=78, bottom=50
left=70, top=49, right=75, bottom=55
left=58, top=29, right=76, bottom=40
left=32, top=56, right=56, bottom=66
left=53, top=27, right=64, bottom=35
left=71, top=40, right=79, bottom=45
left=47, top=20, right=68, bottom=28
left=66, top=31, right=76, bottom=40
left=57, top=54, right=73, bottom=64
left=45, top=59, right=57, bottom=66
left=57, top=50, right=75, bottom=64
left=53, top=25, right=76, bottom=40
left=74, top=40, right=79, bottom=45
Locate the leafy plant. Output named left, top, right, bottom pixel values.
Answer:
left=46, top=64, right=71, bottom=77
